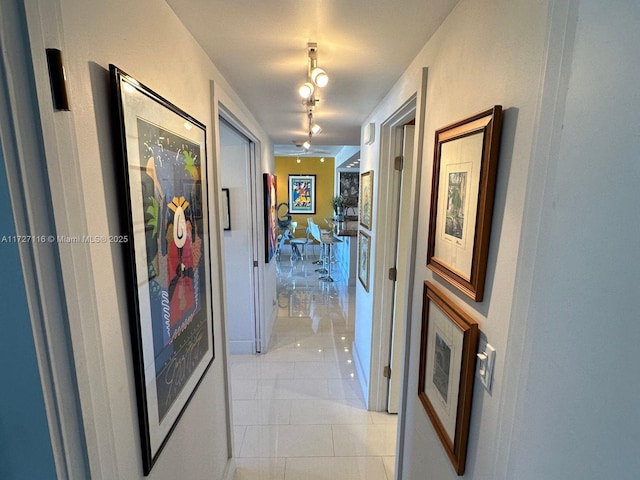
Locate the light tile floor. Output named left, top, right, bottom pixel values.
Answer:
left=231, top=252, right=398, bottom=480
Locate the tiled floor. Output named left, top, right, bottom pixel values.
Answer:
left=231, top=251, right=398, bottom=480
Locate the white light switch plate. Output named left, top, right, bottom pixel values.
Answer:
left=477, top=343, right=496, bottom=392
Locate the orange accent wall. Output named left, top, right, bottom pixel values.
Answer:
left=274, top=156, right=335, bottom=237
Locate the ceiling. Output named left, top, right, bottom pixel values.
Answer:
left=166, top=0, right=458, bottom=156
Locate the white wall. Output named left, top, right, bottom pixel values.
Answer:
left=356, top=0, right=640, bottom=478
left=356, top=0, right=550, bottom=477
left=505, top=1, right=640, bottom=478
left=34, top=0, right=273, bottom=477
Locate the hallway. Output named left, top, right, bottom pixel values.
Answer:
left=230, top=251, right=398, bottom=479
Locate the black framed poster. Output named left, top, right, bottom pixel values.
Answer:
left=110, top=65, right=215, bottom=475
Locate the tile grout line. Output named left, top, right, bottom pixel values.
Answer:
left=331, top=423, right=336, bottom=457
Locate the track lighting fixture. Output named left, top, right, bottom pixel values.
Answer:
left=300, top=42, right=329, bottom=104
left=294, top=42, right=329, bottom=149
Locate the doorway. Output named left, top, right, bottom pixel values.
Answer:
left=219, top=117, right=262, bottom=354
left=387, top=123, right=415, bottom=413
left=370, top=96, right=417, bottom=414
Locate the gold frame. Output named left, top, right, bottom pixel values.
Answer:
left=418, top=281, right=479, bottom=475
left=357, top=230, right=371, bottom=291
left=359, top=170, right=374, bottom=230
left=427, top=106, right=503, bottom=301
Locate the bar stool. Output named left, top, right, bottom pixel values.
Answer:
left=319, top=232, right=342, bottom=282
left=290, top=225, right=314, bottom=260
left=308, top=220, right=328, bottom=274
left=276, top=228, right=292, bottom=260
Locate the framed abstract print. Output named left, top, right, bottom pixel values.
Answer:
left=427, top=106, right=503, bottom=301
left=418, top=281, right=479, bottom=475
left=288, top=174, right=316, bottom=214
left=110, top=65, right=215, bottom=475
left=339, top=171, right=360, bottom=210
left=359, top=170, right=373, bottom=230
left=358, top=230, right=371, bottom=291
left=263, top=173, right=277, bottom=262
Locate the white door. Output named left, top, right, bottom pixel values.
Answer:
left=219, top=118, right=261, bottom=354
left=387, top=124, right=415, bottom=413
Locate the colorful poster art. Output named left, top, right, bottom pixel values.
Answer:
left=111, top=65, right=215, bottom=474
left=263, top=173, right=277, bottom=262
left=288, top=174, right=316, bottom=214
left=137, top=118, right=209, bottom=420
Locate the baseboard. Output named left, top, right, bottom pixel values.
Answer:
left=261, top=300, right=278, bottom=353
left=222, top=458, right=236, bottom=480
left=229, top=340, right=255, bottom=355
left=352, top=340, right=370, bottom=409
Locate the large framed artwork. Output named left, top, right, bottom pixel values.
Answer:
left=263, top=173, right=277, bottom=262
left=358, top=230, right=371, bottom=291
left=418, top=281, right=479, bottom=476
left=427, top=106, right=503, bottom=302
left=339, top=171, right=360, bottom=210
left=110, top=65, right=215, bottom=475
left=288, top=174, right=316, bottom=214
left=359, top=170, right=373, bottom=230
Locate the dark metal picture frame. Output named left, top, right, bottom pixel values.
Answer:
left=427, top=106, right=503, bottom=302
left=418, top=281, right=479, bottom=475
left=288, top=174, right=316, bottom=214
left=110, top=65, right=215, bottom=475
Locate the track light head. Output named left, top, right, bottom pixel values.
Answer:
left=299, top=82, right=315, bottom=99
left=311, top=67, right=328, bottom=88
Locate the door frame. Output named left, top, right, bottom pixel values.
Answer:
left=386, top=123, right=415, bottom=413
left=0, top=1, right=98, bottom=477
left=369, top=96, right=417, bottom=411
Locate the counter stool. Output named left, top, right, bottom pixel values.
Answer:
left=290, top=225, right=314, bottom=260
left=319, top=233, right=342, bottom=282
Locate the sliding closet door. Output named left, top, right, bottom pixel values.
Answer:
left=219, top=118, right=260, bottom=353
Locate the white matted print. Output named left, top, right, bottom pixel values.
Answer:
left=427, top=106, right=503, bottom=302
left=434, top=133, right=482, bottom=281
left=418, top=281, right=479, bottom=475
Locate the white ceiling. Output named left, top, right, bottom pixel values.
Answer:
left=166, top=0, right=458, bottom=155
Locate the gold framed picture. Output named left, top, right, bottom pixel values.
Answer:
left=359, top=170, right=374, bottom=230
left=427, top=106, right=503, bottom=301
left=357, top=230, right=371, bottom=291
left=418, top=281, right=479, bottom=475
